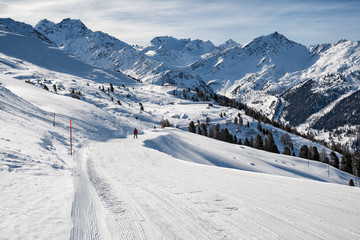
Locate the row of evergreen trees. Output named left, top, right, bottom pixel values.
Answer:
left=298, top=145, right=340, bottom=169
left=188, top=121, right=280, bottom=154
left=341, top=152, right=360, bottom=178
left=189, top=118, right=360, bottom=182
left=297, top=145, right=360, bottom=178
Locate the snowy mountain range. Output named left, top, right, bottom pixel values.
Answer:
left=2, top=17, right=360, bottom=149
left=34, top=19, right=360, bottom=141
left=1, top=17, right=360, bottom=239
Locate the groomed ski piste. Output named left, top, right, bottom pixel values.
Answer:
left=1, top=30, right=360, bottom=239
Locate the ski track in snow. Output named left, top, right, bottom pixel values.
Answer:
left=76, top=130, right=360, bottom=240
left=70, top=148, right=107, bottom=240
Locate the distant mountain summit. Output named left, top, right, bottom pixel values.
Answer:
left=243, top=32, right=299, bottom=54
left=0, top=18, right=53, bottom=44
left=35, top=18, right=140, bottom=72
left=36, top=18, right=90, bottom=45
left=142, top=36, right=215, bottom=66
left=219, top=39, right=241, bottom=50
left=191, top=31, right=312, bottom=97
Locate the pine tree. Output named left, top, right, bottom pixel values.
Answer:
left=44, top=84, right=49, bottom=91
left=283, top=146, right=291, bottom=155
left=310, top=146, right=320, bottom=161
left=233, top=135, right=238, bottom=144
left=110, top=83, right=114, bottom=92
left=250, top=136, right=254, bottom=147
left=244, top=137, right=250, bottom=146
left=352, top=152, right=360, bottom=177
left=220, top=128, right=232, bottom=143
left=299, top=145, right=309, bottom=159
left=313, top=146, right=320, bottom=161
left=264, top=132, right=279, bottom=153
left=215, top=124, right=221, bottom=140
left=206, top=117, right=211, bottom=126
left=239, top=117, right=243, bottom=126
left=53, top=84, right=57, bottom=93
left=209, top=125, right=216, bottom=138
left=160, top=119, right=171, bottom=128
left=349, top=179, right=355, bottom=186
left=341, top=152, right=353, bottom=174
left=200, top=123, right=207, bottom=136
left=234, top=117, right=238, bottom=125
left=197, top=125, right=201, bottom=135
left=238, top=138, right=242, bottom=145
left=254, top=134, right=263, bottom=150
left=188, top=121, right=196, bottom=133
left=229, top=133, right=234, bottom=143
left=165, top=119, right=170, bottom=127
left=330, top=151, right=339, bottom=169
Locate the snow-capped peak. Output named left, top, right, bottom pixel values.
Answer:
left=219, top=39, right=241, bottom=49
left=35, top=18, right=139, bottom=72
left=58, top=18, right=88, bottom=31
left=147, top=36, right=215, bottom=53
left=142, top=36, right=216, bottom=66
left=243, top=31, right=303, bottom=55
left=149, top=36, right=191, bottom=50
left=0, top=18, right=53, bottom=44
left=0, top=18, right=33, bottom=34
left=36, top=19, right=56, bottom=30
left=35, top=18, right=91, bottom=45
left=185, top=39, right=215, bottom=53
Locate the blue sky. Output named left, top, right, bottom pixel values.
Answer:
left=0, top=0, right=359, bottom=46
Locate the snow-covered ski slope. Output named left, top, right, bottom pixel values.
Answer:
left=0, top=29, right=360, bottom=239
left=78, top=130, right=360, bottom=239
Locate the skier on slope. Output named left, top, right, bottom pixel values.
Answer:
left=133, top=128, right=138, bottom=138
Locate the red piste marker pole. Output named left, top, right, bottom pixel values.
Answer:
left=70, top=118, right=72, bottom=156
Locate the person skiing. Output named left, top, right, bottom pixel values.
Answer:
left=133, top=128, right=138, bottom=138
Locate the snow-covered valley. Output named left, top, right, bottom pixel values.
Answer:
left=1, top=20, right=360, bottom=239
